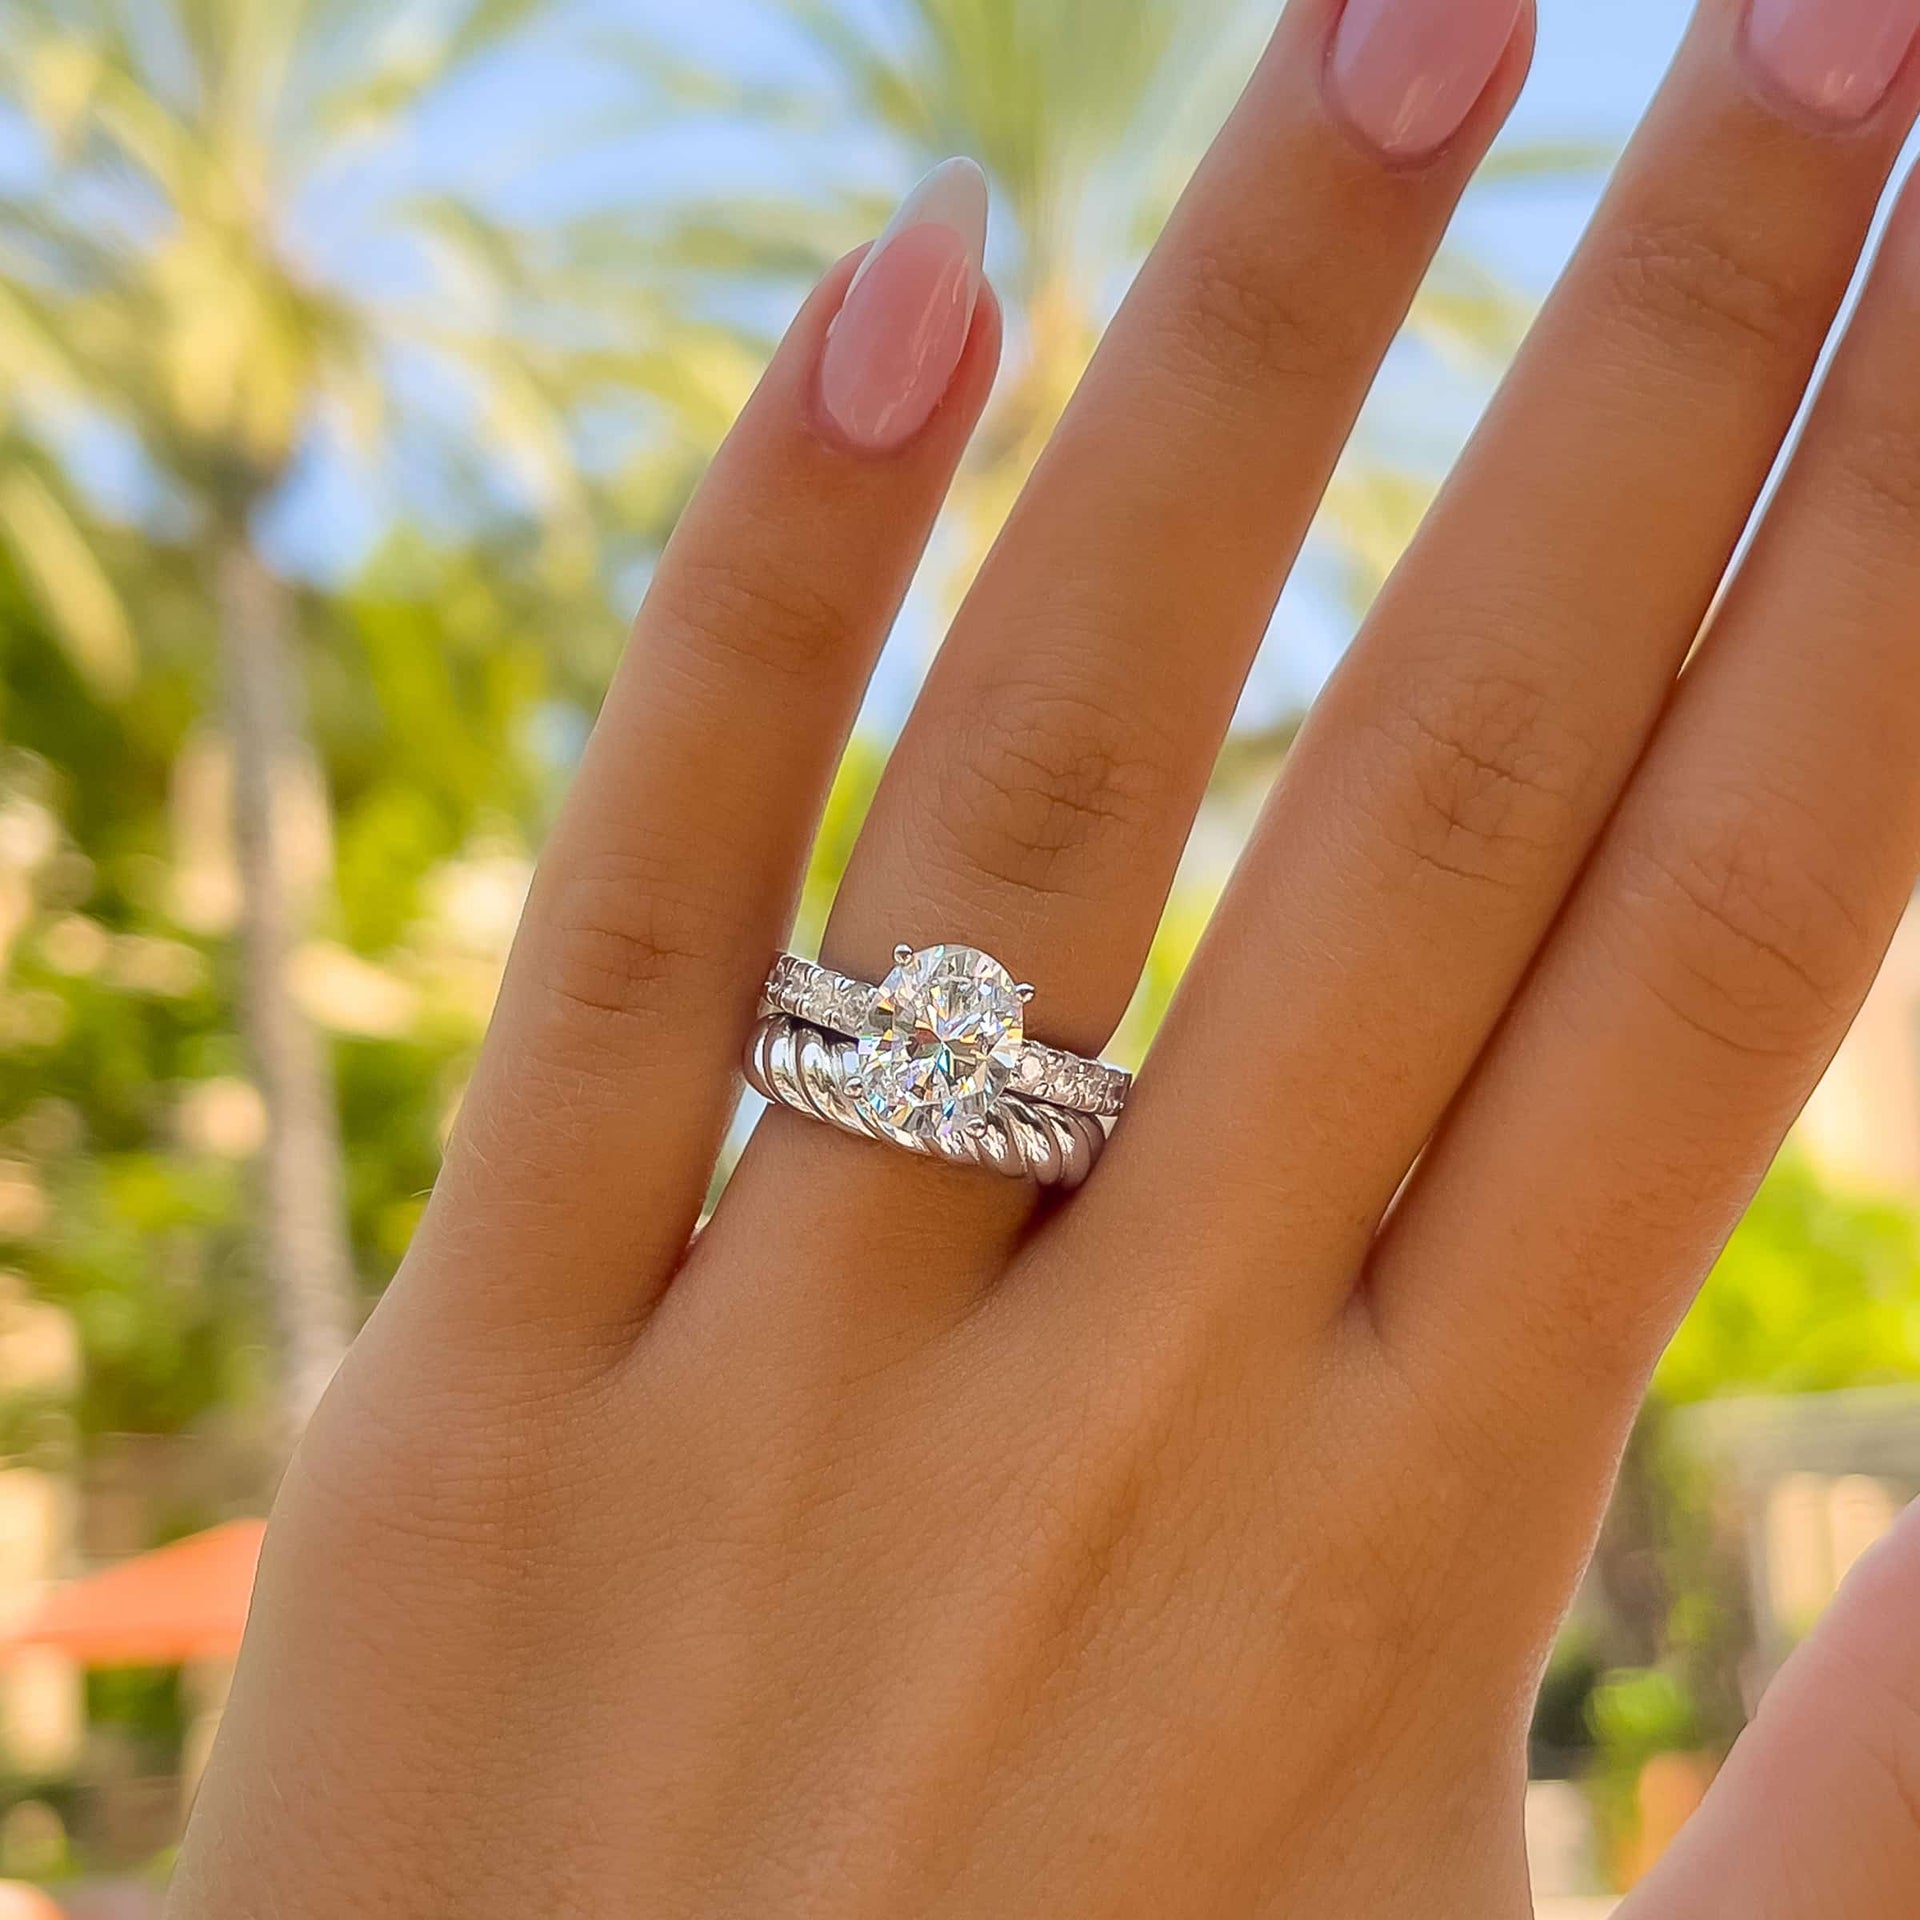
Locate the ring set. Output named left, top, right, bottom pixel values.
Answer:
left=746, top=945, right=1130, bottom=1187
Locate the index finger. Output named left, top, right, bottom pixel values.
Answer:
left=402, top=192, right=1002, bottom=1345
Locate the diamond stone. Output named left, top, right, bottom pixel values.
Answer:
left=855, top=945, right=1025, bottom=1150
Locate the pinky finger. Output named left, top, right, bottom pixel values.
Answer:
left=1621, top=1498, right=1920, bottom=1919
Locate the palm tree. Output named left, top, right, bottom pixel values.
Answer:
left=0, top=0, right=728, bottom=1436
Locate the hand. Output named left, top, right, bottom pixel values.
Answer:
left=171, top=0, right=1920, bottom=1913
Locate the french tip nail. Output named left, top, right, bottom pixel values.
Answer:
left=818, top=158, right=989, bottom=451
left=846, top=156, right=989, bottom=301
left=910, top=156, right=990, bottom=251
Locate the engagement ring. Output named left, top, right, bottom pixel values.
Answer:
left=746, top=944, right=1130, bottom=1186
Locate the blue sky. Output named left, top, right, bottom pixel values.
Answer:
left=126, top=0, right=1905, bottom=719
left=269, top=0, right=1691, bottom=538
left=616, top=2, right=1694, bottom=722
left=1472, top=0, right=1690, bottom=289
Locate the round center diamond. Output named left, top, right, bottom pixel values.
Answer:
left=855, top=945, right=1025, bottom=1150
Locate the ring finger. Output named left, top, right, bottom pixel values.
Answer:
left=398, top=221, right=1000, bottom=1344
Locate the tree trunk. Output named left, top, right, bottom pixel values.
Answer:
left=213, top=519, right=357, bottom=1442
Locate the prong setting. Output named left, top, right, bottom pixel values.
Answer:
left=855, top=944, right=1026, bottom=1150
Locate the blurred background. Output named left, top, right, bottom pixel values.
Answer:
left=0, top=0, right=1912, bottom=1913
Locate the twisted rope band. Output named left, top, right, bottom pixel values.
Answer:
left=745, top=1015, right=1108, bottom=1189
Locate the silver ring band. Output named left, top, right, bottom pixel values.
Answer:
left=748, top=944, right=1129, bottom=1185
left=745, top=1015, right=1107, bottom=1188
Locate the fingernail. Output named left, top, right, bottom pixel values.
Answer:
left=818, top=158, right=987, bottom=452
left=1328, top=0, right=1524, bottom=161
left=1744, top=0, right=1920, bottom=126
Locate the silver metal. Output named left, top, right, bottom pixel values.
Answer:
left=760, top=951, right=1131, bottom=1118
left=744, top=1014, right=1108, bottom=1188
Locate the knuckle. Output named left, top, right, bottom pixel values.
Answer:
left=1590, top=216, right=1809, bottom=372
left=1160, top=236, right=1350, bottom=398
left=1611, top=791, right=1873, bottom=1058
left=654, top=554, right=857, bottom=688
left=1367, top=661, right=1591, bottom=894
left=1823, top=420, right=1920, bottom=539
left=530, top=845, right=729, bottom=1042
left=927, top=680, right=1172, bottom=905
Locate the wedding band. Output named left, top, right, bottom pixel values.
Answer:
left=746, top=944, right=1131, bottom=1186
left=745, top=1015, right=1109, bottom=1186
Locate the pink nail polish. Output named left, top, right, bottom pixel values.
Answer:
left=1328, top=0, right=1524, bottom=161
left=818, top=158, right=987, bottom=453
left=1745, top=0, right=1920, bottom=126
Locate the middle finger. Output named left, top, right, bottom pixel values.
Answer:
left=719, top=0, right=1534, bottom=1282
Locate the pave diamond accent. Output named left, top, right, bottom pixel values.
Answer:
left=854, top=945, right=1025, bottom=1151
left=1016, top=1041, right=1128, bottom=1116
left=765, top=954, right=877, bottom=1032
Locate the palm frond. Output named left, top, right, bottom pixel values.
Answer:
left=0, top=456, right=137, bottom=696
left=299, top=0, right=549, bottom=150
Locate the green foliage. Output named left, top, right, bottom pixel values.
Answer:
left=83, top=1664, right=183, bottom=1769
left=0, top=0, right=691, bottom=1444
left=1587, top=1665, right=1698, bottom=1765
left=0, top=530, right=585, bottom=1442
left=1537, top=1156, right=1920, bottom=1855
left=0, top=552, right=242, bottom=1439
left=795, top=736, right=888, bottom=952
left=1582, top=1659, right=1702, bottom=1872
left=1659, top=1154, right=1920, bottom=1403
left=1530, top=1625, right=1605, bottom=1774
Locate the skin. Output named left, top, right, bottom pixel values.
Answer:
left=171, top=0, right=1920, bottom=1914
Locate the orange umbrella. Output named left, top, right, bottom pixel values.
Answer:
left=0, top=1885, right=65, bottom=1919
left=9, top=1520, right=264, bottom=1667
